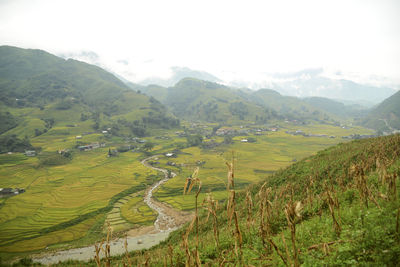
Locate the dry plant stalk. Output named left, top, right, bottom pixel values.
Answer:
left=268, top=238, right=289, bottom=267
left=246, top=189, right=254, bottom=228
left=94, top=242, right=102, bottom=267
left=325, top=189, right=341, bottom=236
left=225, top=153, right=244, bottom=264
left=281, top=232, right=291, bottom=267
left=388, top=173, right=398, bottom=201
left=376, top=158, right=388, bottom=185
left=168, top=244, right=174, bottom=266
left=308, top=240, right=345, bottom=256
left=204, top=193, right=220, bottom=248
left=284, top=200, right=302, bottom=267
left=94, top=222, right=112, bottom=267
left=226, top=160, right=235, bottom=190
left=351, top=164, right=380, bottom=209
left=233, top=211, right=243, bottom=259
left=258, top=183, right=273, bottom=250
left=227, top=190, right=236, bottom=227
left=307, top=176, right=314, bottom=208
left=183, top=167, right=202, bottom=267
left=123, top=234, right=131, bottom=267
left=396, top=208, right=400, bottom=242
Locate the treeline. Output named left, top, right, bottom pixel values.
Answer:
left=0, top=135, right=33, bottom=153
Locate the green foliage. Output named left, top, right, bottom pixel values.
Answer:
left=37, top=152, right=71, bottom=167
left=186, top=134, right=203, bottom=147
left=223, top=135, right=233, bottom=144
left=0, top=111, right=18, bottom=134
left=0, top=135, right=33, bottom=153
left=229, top=101, right=248, bottom=119
left=142, top=142, right=155, bottom=151
left=55, top=99, right=73, bottom=110
left=246, top=137, right=256, bottom=143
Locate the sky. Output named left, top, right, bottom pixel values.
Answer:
left=0, top=0, right=399, bottom=87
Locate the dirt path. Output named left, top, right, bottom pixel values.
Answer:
left=32, top=154, right=192, bottom=265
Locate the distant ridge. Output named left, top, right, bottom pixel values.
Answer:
left=0, top=46, right=179, bottom=139
left=362, top=90, right=400, bottom=132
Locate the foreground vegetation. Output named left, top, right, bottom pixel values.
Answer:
left=53, top=134, right=400, bottom=266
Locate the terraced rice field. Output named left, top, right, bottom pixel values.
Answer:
left=0, top=148, right=159, bottom=256
left=153, top=124, right=374, bottom=210
left=105, top=192, right=156, bottom=233
left=0, top=122, right=373, bottom=260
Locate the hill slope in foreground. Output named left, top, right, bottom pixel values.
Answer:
left=52, top=134, right=400, bottom=266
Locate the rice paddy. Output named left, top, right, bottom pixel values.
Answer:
left=0, top=121, right=373, bottom=260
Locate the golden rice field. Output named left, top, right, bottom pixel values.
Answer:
left=0, top=145, right=158, bottom=257
left=152, top=124, right=373, bottom=210
left=0, top=122, right=372, bottom=259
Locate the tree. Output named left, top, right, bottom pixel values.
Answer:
left=186, top=134, right=203, bottom=147
left=142, top=142, right=155, bottom=152
left=224, top=135, right=233, bottom=144
left=247, top=137, right=257, bottom=143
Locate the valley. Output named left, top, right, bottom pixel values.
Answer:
left=0, top=46, right=398, bottom=266
left=0, top=119, right=373, bottom=262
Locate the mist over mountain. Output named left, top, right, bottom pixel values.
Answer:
left=56, top=51, right=397, bottom=107
left=226, top=68, right=397, bottom=106
left=139, top=67, right=221, bottom=87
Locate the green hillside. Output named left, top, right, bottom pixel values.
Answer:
left=63, top=134, right=400, bottom=266
left=140, top=78, right=344, bottom=124
left=0, top=46, right=179, bottom=145
left=303, top=96, right=368, bottom=119
left=158, top=78, right=278, bottom=124
left=247, top=89, right=338, bottom=122
left=362, top=90, right=400, bottom=132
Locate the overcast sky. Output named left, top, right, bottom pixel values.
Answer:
left=0, top=0, right=399, bottom=86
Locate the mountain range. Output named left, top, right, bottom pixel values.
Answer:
left=60, top=52, right=397, bottom=106
left=1, top=45, right=399, bottom=141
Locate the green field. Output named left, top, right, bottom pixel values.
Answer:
left=0, top=121, right=373, bottom=260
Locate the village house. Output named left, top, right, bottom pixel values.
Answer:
left=216, top=127, right=235, bottom=136
left=78, top=142, right=105, bottom=151
left=0, top=188, right=25, bottom=198
left=25, top=150, right=36, bottom=157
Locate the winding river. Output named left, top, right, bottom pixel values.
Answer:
left=33, top=155, right=183, bottom=265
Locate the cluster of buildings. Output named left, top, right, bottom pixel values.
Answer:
left=215, top=126, right=278, bottom=136
left=77, top=142, right=106, bottom=151
left=285, top=130, right=335, bottom=139
left=342, top=134, right=377, bottom=140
